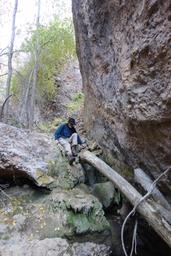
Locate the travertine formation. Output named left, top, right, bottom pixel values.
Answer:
left=72, top=0, right=171, bottom=194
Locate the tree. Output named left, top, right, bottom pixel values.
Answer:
left=28, top=0, right=41, bottom=129
left=14, top=0, right=42, bottom=128
left=4, top=0, right=18, bottom=121
left=11, top=17, right=75, bottom=127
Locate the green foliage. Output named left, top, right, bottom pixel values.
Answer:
left=67, top=92, right=84, bottom=114
left=12, top=17, right=76, bottom=103
left=67, top=201, right=110, bottom=234
left=11, top=75, right=20, bottom=101
left=38, top=117, right=66, bottom=133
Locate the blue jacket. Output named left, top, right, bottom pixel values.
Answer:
left=54, top=123, right=83, bottom=144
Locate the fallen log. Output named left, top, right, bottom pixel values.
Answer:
left=151, top=202, right=171, bottom=225
left=80, top=150, right=171, bottom=248
left=134, top=168, right=171, bottom=211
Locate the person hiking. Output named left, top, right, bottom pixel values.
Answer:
left=54, top=117, right=83, bottom=164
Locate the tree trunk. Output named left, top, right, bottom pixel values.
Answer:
left=28, top=0, right=41, bottom=129
left=80, top=150, right=171, bottom=248
left=134, top=168, right=171, bottom=211
left=4, top=0, right=18, bottom=121
left=18, top=69, right=34, bottom=126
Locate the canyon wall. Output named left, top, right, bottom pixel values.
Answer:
left=72, top=0, right=171, bottom=194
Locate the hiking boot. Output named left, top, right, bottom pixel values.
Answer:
left=68, top=155, right=75, bottom=165
left=71, top=145, right=78, bottom=157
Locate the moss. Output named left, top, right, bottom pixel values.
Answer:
left=0, top=233, right=10, bottom=240
left=67, top=212, right=91, bottom=233
left=67, top=211, right=109, bottom=234
left=67, top=201, right=110, bottom=234
left=35, top=169, right=54, bottom=187
left=47, top=150, right=68, bottom=177
left=42, top=187, right=110, bottom=235
left=67, top=92, right=84, bottom=114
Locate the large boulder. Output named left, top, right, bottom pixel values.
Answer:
left=0, top=122, right=56, bottom=187
left=72, top=0, right=171, bottom=194
left=0, top=122, right=83, bottom=189
left=92, top=182, right=121, bottom=210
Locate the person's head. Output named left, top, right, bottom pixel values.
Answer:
left=68, top=117, right=76, bottom=128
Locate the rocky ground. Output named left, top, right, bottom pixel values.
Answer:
left=0, top=122, right=114, bottom=256
left=1, top=238, right=111, bottom=256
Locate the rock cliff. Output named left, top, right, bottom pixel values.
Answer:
left=72, top=0, right=171, bottom=194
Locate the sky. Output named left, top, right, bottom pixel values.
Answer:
left=0, top=0, right=72, bottom=50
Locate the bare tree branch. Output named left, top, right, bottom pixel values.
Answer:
left=0, top=94, right=13, bottom=121
left=0, top=62, right=24, bottom=79
left=0, top=73, right=8, bottom=77
left=0, top=49, right=28, bottom=57
left=0, top=187, right=12, bottom=200
left=0, top=47, right=8, bottom=56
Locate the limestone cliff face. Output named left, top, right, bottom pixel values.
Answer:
left=72, top=0, right=171, bottom=192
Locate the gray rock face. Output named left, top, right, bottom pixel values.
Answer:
left=0, top=238, right=111, bottom=256
left=72, top=0, right=171, bottom=193
left=54, top=59, right=83, bottom=117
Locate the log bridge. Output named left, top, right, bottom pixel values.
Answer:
left=80, top=150, right=171, bottom=248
